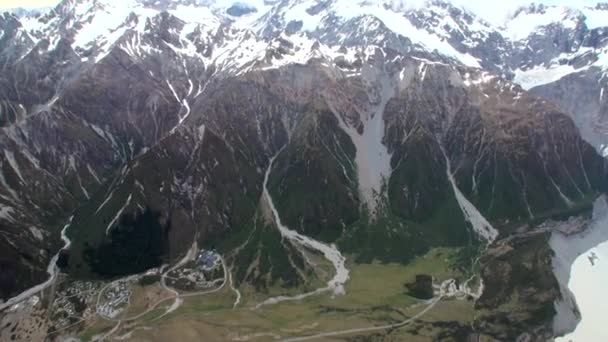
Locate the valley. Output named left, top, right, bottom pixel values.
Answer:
left=1, top=244, right=480, bottom=341
left=1, top=148, right=483, bottom=341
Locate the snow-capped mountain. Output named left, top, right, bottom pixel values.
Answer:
left=1, top=1, right=608, bottom=340
left=2, top=7, right=53, bottom=17
left=5, top=0, right=608, bottom=81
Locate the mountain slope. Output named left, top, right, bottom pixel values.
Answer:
left=0, top=1, right=607, bottom=340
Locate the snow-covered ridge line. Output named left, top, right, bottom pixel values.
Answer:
left=3, top=7, right=52, bottom=17
left=10, top=0, right=608, bottom=81
left=2, top=0, right=489, bottom=73
left=505, top=2, right=608, bottom=38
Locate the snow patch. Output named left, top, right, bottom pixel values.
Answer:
left=283, top=1, right=325, bottom=32
left=503, top=6, right=578, bottom=41
left=443, top=151, right=498, bottom=243
left=0, top=205, right=15, bottom=221
left=329, top=0, right=481, bottom=68
left=513, top=64, right=584, bottom=90
left=330, top=65, right=394, bottom=216
left=581, top=7, right=608, bottom=30
left=105, top=194, right=132, bottom=235
left=169, top=5, right=220, bottom=27
left=29, top=226, right=44, bottom=240
left=72, top=2, right=126, bottom=49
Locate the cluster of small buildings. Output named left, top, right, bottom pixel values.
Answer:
left=52, top=296, right=77, bottom=318
left=98, top=281, right=131, bottom=319
left=51, top=281, right=99, bottom=329
left=196, top=250, right=220, bottom=271
left=166, top=250, right=222, bottom=290
left=59, top=281, right=97, bottom=298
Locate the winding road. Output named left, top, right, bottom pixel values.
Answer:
left=91, top=254, right=229, bottom=340
left=279, top=278, right=477, bottom=341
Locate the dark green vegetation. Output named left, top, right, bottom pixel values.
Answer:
left=266, top=97, right=477, bottom=266
left=115, top=247, right=475, bottom=341
left=446, top=107, right=608, bottom=231
left=334, top=100, right=463, bottom=266
left=63, top=171, right=136, bottom=278
left=339, top=208, right=476, bottom=264
left=220, top=211, right=319, bottom=292
left=64, top=124, right=264, bottom=280
left=405, top=274, right=434, bottom=299
left=268, top=103, right=359, bottom=243
left=2, top=3, right=608, bottom=341
left=57, top=64, right=607, bottom=304
left=138, top=274, right=161, bottom=286
left=387, top=128, right=465, bottom=237
left=2, top=57, right=604, bottom=342
left=84, top=208, right=169, bottom=277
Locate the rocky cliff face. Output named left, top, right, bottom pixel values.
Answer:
left=1, top=1, right=607, bottom=339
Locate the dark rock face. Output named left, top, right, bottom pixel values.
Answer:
left=530, top=68, right=608, bottom=153
left=268, top=105, right=359, bottom=242
left=475, top=233, right=560, bottom=341
left=226, top=3, right=257, bottom=17
left=405, top=1, right=510, bottom=71
left=0, top=2, right=606, bottom=340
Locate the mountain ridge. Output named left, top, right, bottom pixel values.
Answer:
left=1, top=1, right=608, bottom=340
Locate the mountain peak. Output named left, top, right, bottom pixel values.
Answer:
left=226, top=2, right=258, bottom=17
left=503, top=3, right=584, bottom=41
left=3, top=7, right=52, bottom=18
left=511, top=2, right=582, bottom=18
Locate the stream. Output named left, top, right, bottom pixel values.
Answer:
left=0, top=217, right=73, bottom=312
left=256, top=151, right=350, bottom=308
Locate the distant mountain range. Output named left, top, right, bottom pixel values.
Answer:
left=2, top=7, right=53, bottom=17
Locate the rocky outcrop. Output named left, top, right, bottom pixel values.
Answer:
left=529, top=68, right=608, bottom=155
left=475, top=233, right=559, bottom=341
